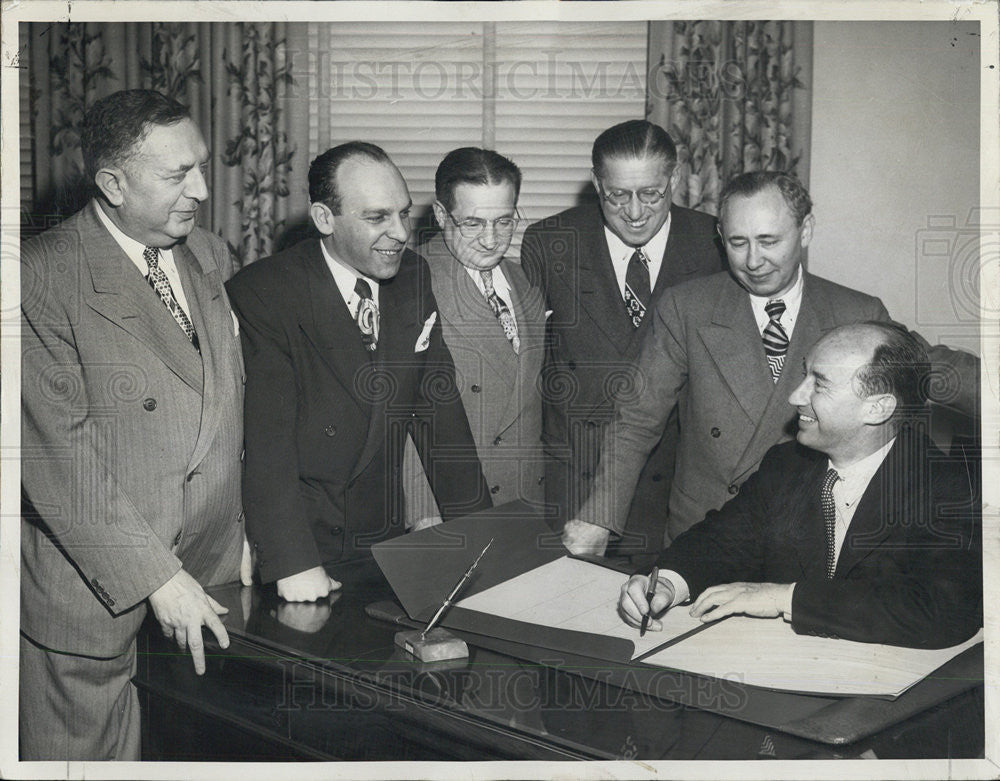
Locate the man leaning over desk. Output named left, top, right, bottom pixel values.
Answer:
left=619, top=322, right=982, bottom=649
left=566, top=171, right=980, bottom=557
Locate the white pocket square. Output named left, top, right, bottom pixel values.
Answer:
left=545, top=309, right=553, bottom=320
left=415, top=311, right=437, bottom=352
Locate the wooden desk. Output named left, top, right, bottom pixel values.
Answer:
left=135, top=557, right=983, bottom=761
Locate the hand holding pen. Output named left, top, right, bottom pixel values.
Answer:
left=619, top=569, right=675, bottom=632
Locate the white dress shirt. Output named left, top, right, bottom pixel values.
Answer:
left=93, top=200, right=192, bottom=317
left=748, top=264, right=804, bottom=341
left=603, top=211, right=672, bottom=298
left=465, top=263, right=517, bottom=329
left=319, top=240, right=381, bottom=315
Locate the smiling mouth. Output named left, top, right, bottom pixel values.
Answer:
left=374, top=248, right=402, bottom=257
left=798, top=413, right=817, bottom=424
left=623, top=217, right=649, bottom=229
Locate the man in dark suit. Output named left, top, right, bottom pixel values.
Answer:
left=619, top=322, right=981, bottom=649
left=20, top=90, right=249, bottom=759
left=567, top=171, right=980, bottom=556
left=520, top=119, right=725, bottom=560
left=403, top=147, right=546, bottom=524
left=227, top=142, right=492, bottom=603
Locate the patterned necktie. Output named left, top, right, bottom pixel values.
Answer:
left=820, top=468, right=841, bottom=578
left=762, top=299, right=789, bottom=382
left=354, top=277, right=379, bottom=352
left=624, top=248, right=651, bottom=328
left=143, top=246, right=199, bottom=349
left=480, top=268, right=520, bottom=353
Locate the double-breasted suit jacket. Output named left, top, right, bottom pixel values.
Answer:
left=581, top=270, right=891, bottom=543
left=21, top=203, right=246, bottom=657
left=226, top=240, right=492, bottom=584
left=520, top=202, right=725, bottom=551
left=403, top=234, right=546, bottom=522
left=657, top=431, right=982, bottom=648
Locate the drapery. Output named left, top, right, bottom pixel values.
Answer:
left=646, top=20, right=813, bottom=215
left=23, top=22, right=310, bottom=266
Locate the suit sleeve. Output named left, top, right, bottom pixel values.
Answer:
left=20, top=242, right=182, bottom=612
left=578, top=287, right=688, bottom=535
left=411, top=287, right=493, bottom=521
left=226, top=275, right=323, bottom=582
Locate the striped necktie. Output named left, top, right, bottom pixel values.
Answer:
left=820, top=468, right=840, bottom=578
left=143, top=246, right=199, bottom=350
left=624, top=248, right=651, bottom=328
left=762, top=299, right=788, bottom=382
left=481, top=268, right=519, bottom=353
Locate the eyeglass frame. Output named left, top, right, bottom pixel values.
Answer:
left=594, top=176, right=672, bottom=208
left=440, top=205, right=522, bottom=239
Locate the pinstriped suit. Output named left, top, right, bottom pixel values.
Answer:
left=20, top=203, right=245, bottom=756
left=403, top=234, right=546, bottom=522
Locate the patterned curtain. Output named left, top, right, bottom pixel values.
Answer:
left=23, top=22, right=310, bottom=266
left=646, top=20, right=813, bottom=215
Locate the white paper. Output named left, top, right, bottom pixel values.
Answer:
left=457, top=556, right=705, bottom=659
left=643, top=615, right=983, bottom=697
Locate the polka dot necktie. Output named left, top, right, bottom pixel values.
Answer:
left=821, top=468, right=841, bottom=578
left=143, top=246, right=199, bottom=350
left=480, top=268, right=520, bottom=354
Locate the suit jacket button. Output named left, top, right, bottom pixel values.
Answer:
left=173, top=531, right=182, bottom=546
left=568, top=361, right=577, bottom=370
left=107, top=598, right=116, bottom=607
left=325, top=425, right=337, bottom=437
left=142, top=398, right=157, bottom=412
left=711, top=427, right=721, bottom=438
left=490, top=485, right=500, bottom=495
left=186, top=471, right=198, bottom=482
left=471, top=384, right=481, bottom=393
left=651, top=473, right=662, bottom=482
left=492, top=436, right=502, bottom=446
left=91, top=578, right=100, bottom=588
left=330, top=525, right=344, bottom=536
left=727, top=483, right=739, bottom=495
left=238, top=511, right=245, bottom=523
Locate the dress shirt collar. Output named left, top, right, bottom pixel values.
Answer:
left=748, top=264, right=805, bottom=338
left=464, top=262, right=511, bottom=299
left=319, top=239, right=380, bottom=311
left=93, top=199, right=175, bottom=275
left=603, top=210, right=672, bottom=294
left=828, top=437, right=896, bottom=502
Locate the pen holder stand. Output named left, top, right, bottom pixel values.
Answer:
left=394, top=627, right=469, bottom=662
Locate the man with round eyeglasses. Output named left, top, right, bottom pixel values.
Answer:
left=403, top=147, right=547, bottom=527
left=521, top=119, right=725, bottom=563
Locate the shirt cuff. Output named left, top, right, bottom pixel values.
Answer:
left=659, top=570, right=690, bottom=607
left=782, top=582, right=796, bottom=622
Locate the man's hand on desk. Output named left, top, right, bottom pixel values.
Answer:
left=148, top=568, right=230, bottom=676
left=689, top=582, right=794, bottom=622
left=276, top=566, right=342, bottom=602
left=562, top=519, right=610, bottom=556
left=618, top=573, right=676, bottom=631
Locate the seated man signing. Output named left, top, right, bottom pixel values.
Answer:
left=618, top=322, right=981, bottom=649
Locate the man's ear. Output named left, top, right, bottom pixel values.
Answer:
left=668, top=164, right=681, bottom=193
left=309, top=202, right=335, bottom=236
left=431, top=200, right=447, bottom=231
left=590, top=168, right=601, bottom=196
left=865, top=393, right=897, bottom=425
left=799, top=213, right=816, bottom=249
left=94, top=167, right=126, bottom=207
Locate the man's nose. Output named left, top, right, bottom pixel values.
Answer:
left=387, top=213, right=410, bottom=244
left=478, top=222, right=499, bottom=249
left=788, top=377, right=809, bottom=405
left=186, top=167, right=209, bottom=202
left=623, top=193, right=645, bottom=220
left=745, top=243, right=765, bottom=270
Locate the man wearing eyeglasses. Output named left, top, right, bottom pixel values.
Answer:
left=521, top=119, right=725, bottom=561
left=403, top=147, right=547, bottom=527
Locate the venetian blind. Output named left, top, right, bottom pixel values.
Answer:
left=309, top=21, right=648, bottom=257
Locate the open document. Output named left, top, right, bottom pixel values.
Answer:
left=457, top=555, right=707, bottom=659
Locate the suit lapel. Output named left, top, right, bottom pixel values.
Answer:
left=497, top=258, right=545, bottom=433
left=576, top=216, right=636, bottom=354
left=80, top=205, right=203, bottom=393
left=653, top=207, right=717, bottom=293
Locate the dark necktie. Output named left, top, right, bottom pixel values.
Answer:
left=762, top=299, right=789, bottom=382
left=480, top=268, right=519, bottom=353
left=143, top=246, right=199, bottom=350
left=624, top=248, right=651, bottom=328
left=820, top=468, right=841, bottom=578
left=354, top=277, right=379, bottom=352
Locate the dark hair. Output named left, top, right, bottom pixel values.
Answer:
left=854, top=321, right=930, bottom=412
left=434, top=147, right=522, bottom=213
left=80, top=90, right=191, bottom=182
left=718, top=171, right=813, bottom=226
left=309, top=141, right=393, bottom=213
left=591, top=120, right=677, bottom=177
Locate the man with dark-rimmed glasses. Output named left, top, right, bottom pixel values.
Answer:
left=403, top=147, right=548, bottom=528
left=520, top=119, right=725, bottom=562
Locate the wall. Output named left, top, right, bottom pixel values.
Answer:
left=808, top=21, right=981, bottom=353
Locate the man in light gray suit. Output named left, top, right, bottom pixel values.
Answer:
left=20, top=90, right=250, bottom=760
left=564, top=171, right=979, bottom=555
left=404, top=148, right=546, bottom=526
